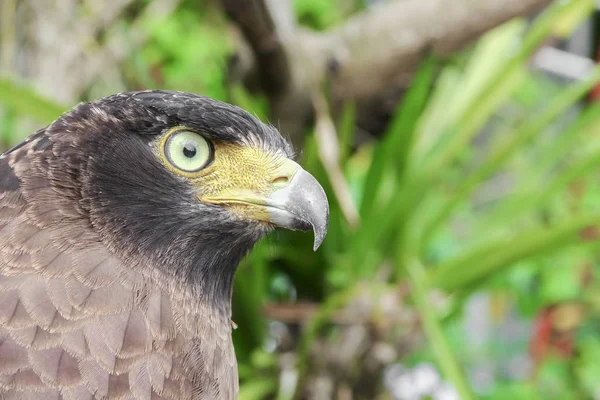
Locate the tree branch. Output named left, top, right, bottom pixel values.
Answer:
left=221, top=0, right=291, bottom=96
left=320, top=0, right=551, bottom=101
left=222, top=0, right=553, bottom=144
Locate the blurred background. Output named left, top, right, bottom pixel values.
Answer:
left=2, top=0, right=600, bottom=399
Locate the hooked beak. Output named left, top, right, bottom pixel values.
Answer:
left=202, top=158, right=329, bottom=250
left=264, top=167, right=329, bottom=250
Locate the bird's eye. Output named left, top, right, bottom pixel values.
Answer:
left=164, top=130, right=213, bottom=172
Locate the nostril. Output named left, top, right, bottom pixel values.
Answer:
left=272, top=176, right=290, bottom=188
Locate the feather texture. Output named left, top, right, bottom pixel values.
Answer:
left=0, top=120, right=239, bottom=399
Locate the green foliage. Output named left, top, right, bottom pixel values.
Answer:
left=294, top=0, right=343, bottom=30
left=575, top=335, right=600, bottom=396
left=293, top=0, right=362, bottom=30
left=0, top=77, right=67, bottom=122
left=266, top=0, right=600, bottom=398
left=135, top=3, right=232, bottom=99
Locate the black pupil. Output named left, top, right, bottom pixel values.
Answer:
left=183, top=142, right=197, bottom=158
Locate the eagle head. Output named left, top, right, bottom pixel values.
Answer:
left=28, top=90, right=329, bottom=305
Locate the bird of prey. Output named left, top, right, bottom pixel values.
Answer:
left=0, top=90, right=328, bottom=399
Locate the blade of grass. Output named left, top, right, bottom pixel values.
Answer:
left=531, top=102, right=600, bottom=177
left=337, top=100, right=356, bottom=166
left=411, top=64, right=463, bottom=162
left=542, top=147, right=600, bottom=199
left=548, top=0, right=595, bottom=38
left=420, top=66, right=600, bottom=246
left=472, top=110, right=600, bottom=235
left=359, top=56, right=437, bottom=216
left=421, top=0, right=594, bottom=184
left=346, top=58, right=437, bottom=276
left=431, top=211, right=600, bottom=292
left=422, top=67, right=526, bottom=180
left=415, top=19, right=526, bottom=166
left=347, top=172, right=430, bottom=277
left=294, top=284, right=362, bottom=397
left=406, top=259, right=475, bottom=400
left=350, top=7, right=564, bottom=275
left=494, top=145, right=600, bottom=224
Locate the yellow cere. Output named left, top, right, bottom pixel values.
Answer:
left=199, top=143, right=296, bottom=222
left=157, top=126, right=300, bottom=223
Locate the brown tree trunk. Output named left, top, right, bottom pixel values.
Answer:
left=222, top=0, right=552, bottom=146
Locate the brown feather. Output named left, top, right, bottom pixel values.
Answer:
left=0, top=275, right=26, bottom=292
left=72, top=248, right=121, bottom=288
left=61, top=329, right=89, bottom=359
left=29, top=347, right=81, bottom=386
left=19, top=276, right=64, bottom=331
left=0, top=331, right=29, bottom=374
left=147, top=357, right=167, bottom=395
left=32, top=246, right=74, bottom=278
left=0, top=369, right=46, bottom=391
left=98, top=309, right=152, bottom=357
left=45, top=277, right=86, bottom=320
left=0, top=291, right=36, bottom=329
left=129, top=362, right=153, bottom=400
left=61, top=385, right=95, bottom=400
left=1, top=390, right=61, bottom=400
left=0, top=96, right=250, bottom=399
left=9, top=325, right=61, bottom=350
left=143, top=291, right=176, bottom=340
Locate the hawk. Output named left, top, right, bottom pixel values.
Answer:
left=0, top=90, right=328, bottom=399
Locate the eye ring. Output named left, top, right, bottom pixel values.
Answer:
left=161, top=129, right=214, bottom=173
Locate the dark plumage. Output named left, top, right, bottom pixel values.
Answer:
left=0, top=90, right=328, bottom=399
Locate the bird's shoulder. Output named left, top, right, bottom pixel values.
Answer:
left=0, top=131, right=238, bottom=399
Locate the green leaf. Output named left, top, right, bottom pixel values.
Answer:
left=360, top=56, right=437, bottom=216
left=540, top=261, right=582, bottom=304
left=0, top=77, right=67, bottom=123
left=420, top=65, right=600, bottom=245
left=337, top=100, right=356, bottom=166
left=423, top=0, right=594, bottom=181
left=418, top=20, right=526, bottom=171
left=431, top=212, right=600, bottom=292
left=406, top=260, right=475, bottom=400
left=575, top=336, right=600, bottom=396
left=293, top=0, right=345, bottom=30
left=238, top=379, right=277, bottom=400
left=418, top=20, right=525, bottom=158
left=550, top=0, right=595, bottom=37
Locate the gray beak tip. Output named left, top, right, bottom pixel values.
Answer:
left=313, top=239, right=324, bottom=252
left=304, top=173, right=329, bottom=252
left=312, top=212, right=328, bottom=251
left=266, top=168, right=330, bottom=250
